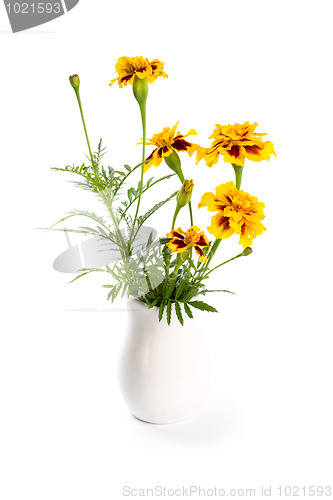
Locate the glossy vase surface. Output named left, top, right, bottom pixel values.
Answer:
left=118, top=300, right=210, bottom=424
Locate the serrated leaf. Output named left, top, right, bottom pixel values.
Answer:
left=199, top=289, right=235, bottom=295
left=175, top=302, right=184, bottom=326
left=137, top=191, right=178, bottom=227
left=158, top=300, right=165, bottom=322
left=106, top=265, right=121, bottom=282
left=166, top=300, right=172, bottom=325
left=188, top=300, right=218, bottom=313
left=184, top=303, right=193, bottom=319
left=182, top=287, right=200, bottom=302
left=148, top=299, right=159, bottom=309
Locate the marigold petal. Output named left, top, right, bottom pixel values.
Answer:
left=166, top=228, right=185, bottom=239
left=172, top=138, right=192, bottom=153
left=143, top=150, right=163, bottom=172
left=196, top=233, right=210, bottom=247
left=183, top=128, right=198, bottom=138
left=166, top=239, right=188, bottom=253
left=194, top=245, right=208, bottom=263
left=198, top=192, right=221, bottom=212
left=222, top=145, right=245, bottom=166
left=186, top=143, right=201, bottom=157
left=223, top=205, right=243, bottom=222
left=207, top=213, right=235, bottom=240
left=169, top=122, right=179, bottom=138
left=243, top=141, right=276, bottom=162
left=201, top=146, right=221, bottom=167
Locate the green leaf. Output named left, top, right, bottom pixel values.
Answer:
left=166, top=300, right=172, bottom=326
left=158, top=300, right=165, bottom=322
left=106, top=265, right=121, bottom=282
left=67, top=267, right=105, bottom=284
left=183, top=303, right=193, bottom=319
left=136, top=191, right=178, bottom=227
left=120, top=177, right=176, bottom=222
left=159, top=237, right=171, bottom=244
left=199, top=289, right=235, bottom=295
left=187, top=258, right=197, bottom=271
left=188, top=300, right=218, bottom=313
left=182, top=287, right=200, bottom=302
left=175, top=278, right=188, bottom=300
left=175, top=301, right=184, bottom=326
left=120, top=283, right=128, bottom=298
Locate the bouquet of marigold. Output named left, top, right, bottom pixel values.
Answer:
left=52, top=56, right=276, bottom=325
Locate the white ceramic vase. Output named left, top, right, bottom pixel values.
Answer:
left=118, top=300, right=210, bottom=424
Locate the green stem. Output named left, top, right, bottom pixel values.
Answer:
left=232, top=163, right=243, bottom=190
left=166, top=261, right=181, bottom=298
left=205, top=251, right=246, bottom=277
left=172, top=205, right=181, bottom=229
left=73, top=87, right=94, bottom=169
left=73, top=85, right=127, bottom=258
left=131, top=100, right=146, bottom=241
left=188, top=201, right=194, bottom=227
left=163, top=253, right=171, bottom=297
left=99, top=191, right=127, bottom=259
left=141, top=257, right=153, bottom=293
left=176, top=170, right=184, bottom=183
left=205, top=238, right=221, bottom=269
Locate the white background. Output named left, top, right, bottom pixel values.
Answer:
left=1, top=0, right=333, bottom=498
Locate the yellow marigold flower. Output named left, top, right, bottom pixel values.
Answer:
left=197, top=121, right=276, bottom=167
left=166, top=226, right=210, bottom=263
left=198, top=181, right=266, bottom=248
left=142, top=122, right=199, bottom=172
left=109, top=56, right=168, bottom=88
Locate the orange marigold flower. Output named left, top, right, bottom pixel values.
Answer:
left=196, top=121, right=276, bottom=167
left=142, top=122, right=200, bottom=172
left=166, top=226, right=210, bottom=263
left=109, top=56, right=168, bottom=88
left=199, top=181, right=266, bottom=248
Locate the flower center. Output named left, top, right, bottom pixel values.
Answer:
left=184, top=233, right=200, bottom=246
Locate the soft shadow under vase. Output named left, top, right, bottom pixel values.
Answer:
left=118, top=300, right=210, bottom=424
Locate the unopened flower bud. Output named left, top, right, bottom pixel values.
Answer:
left=163, top=245, right=171, bottom=265
left=133, top=76, right=148, bottom=104
left=177, top=179, right=194, bottom=208
left=69, top=74, right=80, bottom=89
left=242, top=247, right=253, bottom=256
left=164, top=150, right=182, bottom=177
left=176, top=248, right=191, bottom=264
